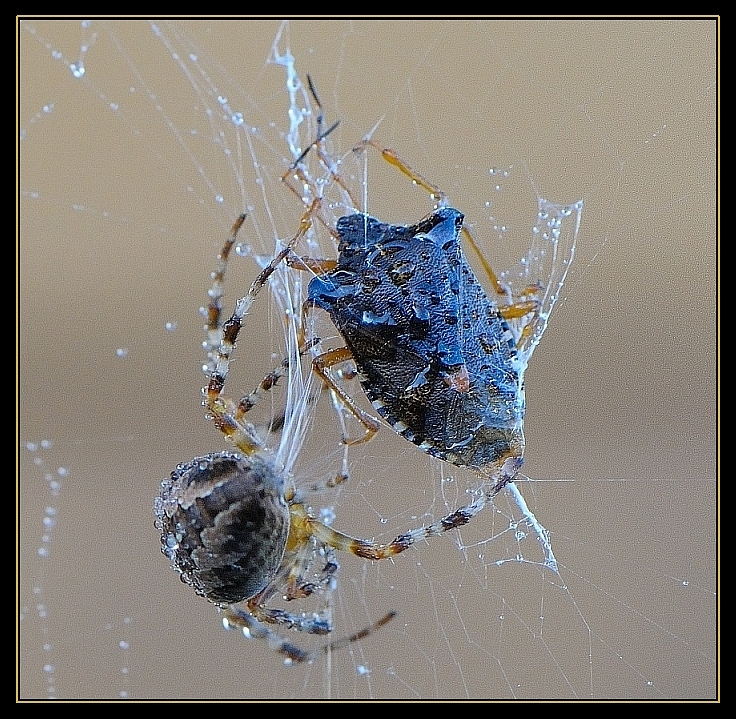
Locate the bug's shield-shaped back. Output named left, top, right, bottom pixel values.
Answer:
left=308, top=207, right=525, bottom=483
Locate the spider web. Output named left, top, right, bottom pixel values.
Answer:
left=19, top=18, right=718, bottom=700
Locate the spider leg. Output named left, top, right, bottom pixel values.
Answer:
left=307, top=451, right=523, bottom=561
left=222, top=606, right=396, bottom=665
left=304, top=449, right=350, bottom=493
left=232, top=337, right=320, bottom=423
left=202, top=502, right=338, bottom=637
left=283, top=544, right=339, bottom=601
left=203, top=213, right=247, bottom=367
left=281, top=77, right=363, bottom=232
left=352, top=138, right=551, bottom=307
left=202, top=219, right=328, bottom=433
left=232, top=249, right=381, bottom=447
left=205, top=202, right=319, bottom=455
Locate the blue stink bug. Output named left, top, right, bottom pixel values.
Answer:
left=304, top=206, right=528, bottom=495
left=278, top=82, right=579, bottom=499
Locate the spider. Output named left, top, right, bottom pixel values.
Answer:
left=155, top=207, right=393, bottom=664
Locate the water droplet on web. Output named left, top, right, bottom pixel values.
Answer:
left=320, top=507, right=336, bottom=525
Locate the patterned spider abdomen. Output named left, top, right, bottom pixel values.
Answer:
left=307, top=207, right=525, bottom=486
left=154, top=451, right=289, bottom=604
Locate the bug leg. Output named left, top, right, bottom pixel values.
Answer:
left=353, top=138, right=449, bottom=206
left=311, top=347, right=381, bottom=445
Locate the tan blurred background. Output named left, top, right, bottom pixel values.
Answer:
left=19, top=19, right=717, bottom=700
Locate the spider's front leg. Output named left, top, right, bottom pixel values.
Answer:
left=203, top=202, right=320, bottom=456
left=353, top=138, right=548, bottom=315
left=282, top=252, right=385, bottom=446
left=203, top=213, right=247, bottom=365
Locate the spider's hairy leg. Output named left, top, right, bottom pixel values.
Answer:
left=281, top=77, right=361, bottom=228
left=222, top=606, right=396, bottom=665
left=249, top=252, right=382, bottom=447
left=222, top=607, right=322, bottom=663
left=308, top=452, right=524, bottom=561
left=305, top=442, right=351, bottom=493
left=205, top=201, right=319, bottom=453
left=203, top=213, right=247, bottom=363
left=312, top=487, right=492, bottom=561
left=206, top=202, right=317, bottom=402
left=353, top=138, right=531, bottom=300
left=232, top=336, right=320, bottom=423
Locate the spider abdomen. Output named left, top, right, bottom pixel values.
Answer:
left=154, top=451, right=290, bottom=604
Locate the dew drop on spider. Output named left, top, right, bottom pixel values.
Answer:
left=154, top=451, right=290, bottom=605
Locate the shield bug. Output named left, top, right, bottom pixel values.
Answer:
left=302, top=205, right=530, bottom=495
left=278, top=86, right=580, bottom=497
